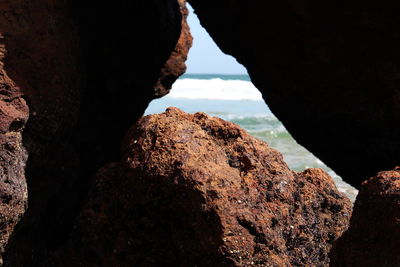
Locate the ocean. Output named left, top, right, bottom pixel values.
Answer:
left=145, top=74, right=358, bottom=202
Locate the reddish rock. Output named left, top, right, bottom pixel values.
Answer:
left=53, top=108, right=351, bottom=266
left=154, top=0, right=193, bottom=97
left=1, top=0, right=185, bottom=265
left=0, top=133, right=27, bottom=264
left=0, top=27, right=28, bottom=263
left=330, top=167, right=400, bottom=267
left=188, top=0, right=400, bottom=187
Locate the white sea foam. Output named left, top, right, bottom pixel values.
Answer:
left=166, top=78, right=263, bottom=101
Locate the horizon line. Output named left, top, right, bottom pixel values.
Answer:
left=183, top=73, right=249, bottom=75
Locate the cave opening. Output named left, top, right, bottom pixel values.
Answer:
left=145, top=4, right=357, bottom=201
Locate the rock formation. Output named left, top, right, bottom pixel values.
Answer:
left=0, top=131, right=27, bottom=265
left=0, top=8, right=30, bottom=262
left=0, top=0, right=191, bottom=265
left=50, top=108, right=351, bottom=266
left=330, top=167, right=400, bottom=266
left=0, top=0, right=398, bottom=265
left=154, top=0, right=193, bottom=97
left=188, top=0, right=400, bottom=187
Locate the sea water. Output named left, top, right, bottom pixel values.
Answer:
left=145, top=74, right=358, bottom=202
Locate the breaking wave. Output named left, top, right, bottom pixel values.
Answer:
left=166, top=78, right=263, bottom=101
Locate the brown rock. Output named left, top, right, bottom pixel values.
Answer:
left=1, top=0, right=186, bottom=265
left=1, top=0, right=85, bottom=263
left=53, top=108, right=351, bottom=266
left=154, top=0, right=193, bottom=97
left=0, top=133, right=27, bottom=264
left=0, top=27, right=28, bottom=263
left=188, top=0, right=400, bottom=187
left=330, top=167, right=400, bottom=267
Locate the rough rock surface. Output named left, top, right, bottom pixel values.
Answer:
left=330, top=167, right=400, bottom=267
left=1, top=1, right=82, bottom=263
left=52, top=108, right=351, bottom=266
left=0, top=133, right=27, bottom=264
left=188, top=0, right=400, bottom=187
left=0, top=0, right=187, bottom=265
left=154, top=0, right=193, bottom=97
left=0, top=22, right=29, bottom=262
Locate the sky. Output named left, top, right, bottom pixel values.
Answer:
left=185, top=4, right=248, bottom=75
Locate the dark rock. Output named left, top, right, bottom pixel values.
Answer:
left=52, top=108, right=351, bottom=266
left=0, top=0, right=186, bottom=265
left=0, top=133, right=27, bottom=264
left=188, top=0, right=400, bottom=187
left=330, top=167, right=400, bottom=267
left=154, top=0, right=193, bottom=97
left=1, top=2, right=82, bottom=263
left=0, top=31, right=28, bottom=263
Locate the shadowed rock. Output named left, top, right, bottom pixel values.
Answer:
left=1, top=0, right=188, bottom=265
left=0, top=133, right=27, bottom=264
left=51, top=108, right=351, bottom=266
left=330, top=167, right=400, bottom=267
left=188, top=0, right=400, bottom=187
left=0, top=31, right=28, bottom=263
left=154, top=0, right=193, bottom=97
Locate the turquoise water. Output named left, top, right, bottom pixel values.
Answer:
left=145, top=74, right=358, bottom=201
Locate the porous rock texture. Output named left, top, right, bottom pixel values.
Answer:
left=188, top=0, right=400, bottom=187
left=0, top=0, right=191, bottom=265
left=51, top=108, right=352, bottom=266
left=0, top=17, right=29, bottom=264
left=154, top=0, right=193, bottom=97
left=330, top=167, right=400, bottom=267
